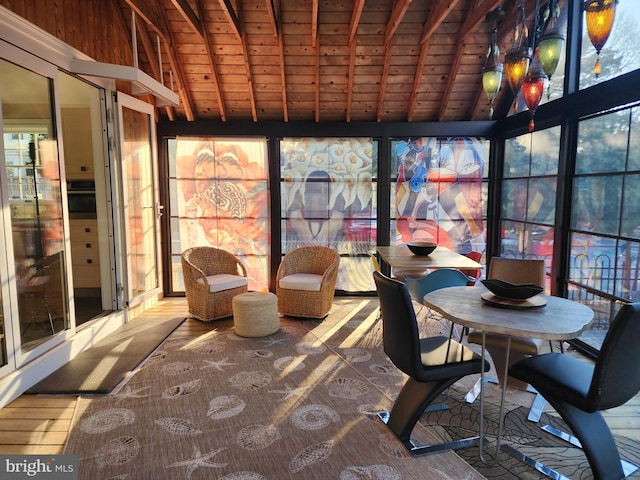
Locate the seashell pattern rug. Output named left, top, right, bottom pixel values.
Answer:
left=64, top=299, right=640, bottom=479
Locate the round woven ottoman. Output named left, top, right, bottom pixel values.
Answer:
left=232, top=291, right=280, bottom=337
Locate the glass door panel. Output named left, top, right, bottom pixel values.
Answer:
left=117, top=94, right=159, bottom=302
left=58, top=72, right=113, bottom=325
left=0, top=58, right=69, bottom=353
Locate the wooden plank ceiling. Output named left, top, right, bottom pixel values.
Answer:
left=117, top=0, right=541, bottom=123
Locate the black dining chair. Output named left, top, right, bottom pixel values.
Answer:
left=508, top=302, right=640, bottom=480
left=373, top=271, right=490, bottom=456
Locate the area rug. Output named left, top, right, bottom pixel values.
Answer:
left=28, top=316, right=185, bottom=394
left=64, top=300, right=640, bottom=479
left=64, top=307, right=482, bottom=479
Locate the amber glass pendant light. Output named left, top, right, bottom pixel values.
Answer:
left=584, top=0, right=618, bottom=77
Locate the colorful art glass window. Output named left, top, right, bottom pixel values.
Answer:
left=168, top=137, right=269, bottom=292
left=280, top=138, right=377, bottom=292
left=391, top=137, right=488, bottom=255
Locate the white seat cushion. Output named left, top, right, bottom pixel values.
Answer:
left=279, top=273, right=322, bottom=292
left=197, top=274, right=247, bottom=293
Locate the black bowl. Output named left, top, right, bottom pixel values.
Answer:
left=407, top=241, right=437, bottom=256
left=481, top=279, right=543, bottom=300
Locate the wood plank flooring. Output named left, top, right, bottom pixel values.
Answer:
left=1, top=296, right=639, bottom=459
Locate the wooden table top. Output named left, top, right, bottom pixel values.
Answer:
left=423, top=286, right=594, bottom=340
left=376, top=245, right=483, bottom=271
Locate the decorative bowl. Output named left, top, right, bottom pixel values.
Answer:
left=481, top=279, right=543, bottom=300
left=407, top=241, right=437, bottom=256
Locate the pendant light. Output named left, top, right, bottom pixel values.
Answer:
left=504, top=0, right=532, bottom=112
left=584, top=0, right=618, bottom=77
left=482, top=8, right=505, bottom=118
left=521, top=49, right=547, bottom=132
left=537, top=0, right=564, bottom=98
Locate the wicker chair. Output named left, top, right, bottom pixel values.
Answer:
left=182, top=246, right=248, bottom=322
left=276, top=246, right=340, bottom=319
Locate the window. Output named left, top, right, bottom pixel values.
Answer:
left=391, top=137, right=488, bottom=255
left=280, top=138, right=377, bottom=292
left=167, top=137, right=270, bottom=292
left=500, top=127, right=560, bottom=288
left=569, top=104, right=640, bottom=351
left=580, top=0, right=640, bottom=89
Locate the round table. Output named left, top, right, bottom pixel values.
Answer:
left=423, top=285, right=594, bottom=459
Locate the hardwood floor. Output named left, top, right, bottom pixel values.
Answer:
left=1, top=296, right=639, bottom=460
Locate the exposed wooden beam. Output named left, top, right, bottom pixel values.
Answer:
left=134, top=15, right=176, bottom=118
left=113, top=0, right=175, bottom=118
left=217, top=0, right=241, bottom=38
left=420, top=0, right=461, bottom=44
left=122, top=1, right=188, bottom=116
left=407, top=39, right=430, bottom=122
left=170, top=0, right=204, bottom=39
left=408, top=0, right=462, bottom=121
left=346, top=0, right=364, bottom=122
left=346, top=40, right=357, bottom=122
left=278, top=30, right=289, bottom=122
left=385, top=0, right=412, bottom=45
left=215, top=0, right=257, bottom=121
left=348, top=0, right=365, bottom=46
left=376, top=38, right=394, bottom=122
left=162, top=38, right=194, bottom=120
left=311, top=0, right=319, bottom=48
left=195, top=0, right=226, bottom=121
left=265, top=0, right=279, bottom=43
left=238, top=1, right=257, bottom=121
left=458, top=0, right=503, bottom=40
left=315, top=39, right=320, bottom=122
left=379, top=0, right=413, bottom=120
left=268, top=0, right=288, bottom=121
left=437, top=0, right=503, bottom=121
left=123, top=0, right=169, bottom=39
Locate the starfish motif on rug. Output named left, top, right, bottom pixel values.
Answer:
left=260, top=337, right=287, bottom=347
left=201, top=357, right=238, bottom=371
left=268, top=383, right=311, bottom=401
left=167, top=445, right=227, bottom=479
left=117, top=386, right=151, bottom=401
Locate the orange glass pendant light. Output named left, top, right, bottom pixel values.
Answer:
left=505, top=47, right=531, bottom=100
left=584, top=0, right=618, bottom=77
left=504, top=0, right=531, bottom=112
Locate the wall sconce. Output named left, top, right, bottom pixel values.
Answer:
left=584, top=0, right=618, bottom=77
left=482, top=8, right=505, bottom=118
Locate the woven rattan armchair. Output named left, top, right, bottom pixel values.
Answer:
left=276, top=246, right=340, bottom=319
left=182, top=246, right=248, bottom=322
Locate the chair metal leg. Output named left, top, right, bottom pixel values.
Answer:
left=465, top=378, right=545, bottom=424
left=527, top=392, right=546, bottom=422
left=541, top=424, right=639, bottom=478
left=504, top=395, right=637, bottom=480
left=501, top=444, right=571, bottom=480
left=464, top=375, right=497, bottom=403
left=378, top=411, right=481, bottom=456
left=379, top=376, right=481, bottom=456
